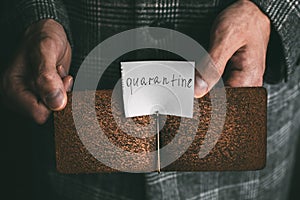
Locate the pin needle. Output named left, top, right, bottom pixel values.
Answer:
left=155, top=111, right=160, bottom=173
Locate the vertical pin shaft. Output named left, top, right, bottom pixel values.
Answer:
left=155, top=111, right=160, bottom=173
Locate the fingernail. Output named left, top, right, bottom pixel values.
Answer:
left=195, top=76, right=208, bottom=98
left=45, top=89, right=65, bottom=110
left=67, top=77, right=73, bottom=92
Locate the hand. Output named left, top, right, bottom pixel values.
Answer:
left=194, top=0, right=270, bottom=97
left=0, top=19, right=73, bottom=124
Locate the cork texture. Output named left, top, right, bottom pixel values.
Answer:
left=54, top=87, right=267, bottom=173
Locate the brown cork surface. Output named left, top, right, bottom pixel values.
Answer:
left=54, top=87, right=267, bottom=173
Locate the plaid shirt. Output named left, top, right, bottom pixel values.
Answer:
left=1, top=0, right=300, bottom=200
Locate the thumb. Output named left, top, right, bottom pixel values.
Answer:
left=194, top=48, right=230, bottom=98
left=35, top=63, right=67, bottom=111
left=194, top=35, right=242, bottom=98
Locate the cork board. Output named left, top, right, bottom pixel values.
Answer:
left=54, top=87, right=267, bottom=173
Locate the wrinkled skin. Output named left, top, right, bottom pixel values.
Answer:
left=194, top=0, right=270, bottom=97
left=1, top=19, right=72, bottom=124
left=0, top=0, right=270, bottom=124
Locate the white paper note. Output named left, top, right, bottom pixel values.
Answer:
left=121, top=61, right=195, bottom=118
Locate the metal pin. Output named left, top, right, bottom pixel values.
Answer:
left=155, top=111, right=161, bottom=173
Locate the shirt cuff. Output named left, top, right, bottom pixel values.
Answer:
left=15, top=0, right=73, bottom=46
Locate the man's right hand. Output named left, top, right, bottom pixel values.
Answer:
left=0, top=19, right=73, bottom=124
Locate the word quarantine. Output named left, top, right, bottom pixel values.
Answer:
left=126, top=74, right=193, bottom=95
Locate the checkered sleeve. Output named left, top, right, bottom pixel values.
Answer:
left=6, top=0, right=72, bottom=45
left=251, top=0, right=300, bottom=82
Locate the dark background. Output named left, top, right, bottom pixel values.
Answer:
left=1, top=102, right=300, bottom=200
